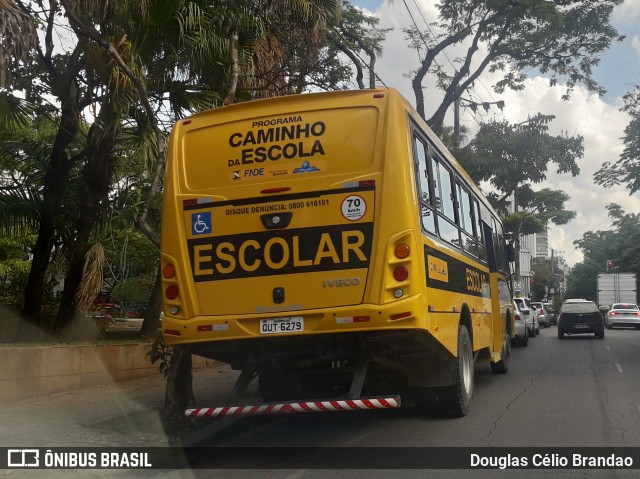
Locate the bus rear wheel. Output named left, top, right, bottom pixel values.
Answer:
left=436, top=325, right=473, bottom=417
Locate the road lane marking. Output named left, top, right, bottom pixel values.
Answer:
left=615, top=362, right=623, bottom=373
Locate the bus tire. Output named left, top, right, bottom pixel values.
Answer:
left=437, top=325, right=473, bottom=417
left=491, top=331, right=510, bottom=374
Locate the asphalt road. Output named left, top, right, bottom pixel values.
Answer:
left=5, top=325, right=640, bottom=478
left=186, top=325, right=640, bottom=477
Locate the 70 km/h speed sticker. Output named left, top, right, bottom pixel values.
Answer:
left=341, top=195, right=366, bottom=221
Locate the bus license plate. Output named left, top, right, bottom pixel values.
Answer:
left=260, top=317, right=304, bottom=335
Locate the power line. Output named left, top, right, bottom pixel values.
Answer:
left=401, top=0, right=443, bottom=70
left=409, top=0, right=455, bottom=71
left=406, top=0, right=504, bottom=118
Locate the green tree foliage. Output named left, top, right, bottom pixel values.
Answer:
left=595, top=84, right=640, bottom=194
left=531, top=257, right=563, bottom=302
left=455, top=115, right=582, bottom=239
left=565, top=260, right=599, bottom=302
left=402, top=0, right=624, bottom=132
left=0, top=236, right=32, bottom=305
left=329, top=1, right=391, bottom=89
left=1, top=0, right=387, bottom=327
left=566, top=204, right=640, bottom=300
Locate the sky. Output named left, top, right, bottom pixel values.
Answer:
left=350, top=0, right=640, bottom=267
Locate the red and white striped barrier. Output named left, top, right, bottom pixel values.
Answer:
left=186, top=396, right=401, bottom=418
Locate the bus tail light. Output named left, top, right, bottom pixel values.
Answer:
left=163, top=264, right=176, bottom=279
left=161, top=259, right=183, bottom=320
left=393, top=266, right=409, bottom=282
left=394, top=243, right=410, bottom=259
left=384, top=235, right=414, bottom=303
left=165, top=285, right=179, bottom=300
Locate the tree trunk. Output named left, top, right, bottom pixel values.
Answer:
left=23, top=85, right=81, bottom=324
left=223, top=27, right=239, bottom=105
left=163, top=346, right=196, bottom=430
left=140, top=268, right=163, bottom=338
left=55, top=103, right=117, bottom=333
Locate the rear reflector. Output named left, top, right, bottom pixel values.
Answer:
left=197, top=325, right=213, bottom=332
left=390, top=311, right=412, bottom=321
left=163, top=329, right=181, bottom=336
left=336, top=316, right=370, bottom=324
left=186, top=395, right=400, bottom=418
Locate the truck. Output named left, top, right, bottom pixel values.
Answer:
left=597, top=273, right=638, bottom=310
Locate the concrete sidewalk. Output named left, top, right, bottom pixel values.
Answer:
left=0, top=364, right=247, bottom=449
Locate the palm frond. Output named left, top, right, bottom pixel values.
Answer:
left=75, top=241, right=105, bottom=309
left=0, top=0, right=39, bottom=86
left=0, top=92, right=35, bottom=133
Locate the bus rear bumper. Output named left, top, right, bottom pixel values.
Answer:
left=162, top=295, right=429, bottom=346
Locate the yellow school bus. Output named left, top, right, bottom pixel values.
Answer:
left=161, top=88, right=514, bottom=417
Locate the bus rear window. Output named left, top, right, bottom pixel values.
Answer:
left=181, top=107, right=379, bottom=190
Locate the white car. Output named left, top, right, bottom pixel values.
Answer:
left=605, top=303, right=640, bottom=329
left=511, top=300, right=529, bottom=346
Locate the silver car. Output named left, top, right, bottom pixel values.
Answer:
left=514, top=297, right=539, bottom=336
left=513, top=298, right=538, bottom=338
left=605, top=303, right=640, bottom=329
left=530, top=301, right=550, bottom=328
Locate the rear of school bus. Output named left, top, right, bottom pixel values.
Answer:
left=161, top=88, right=469, bottom=409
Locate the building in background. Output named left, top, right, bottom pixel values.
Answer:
left=515, top=234, right=534, bottom=298
left=535, top=227, right=549, bottom=259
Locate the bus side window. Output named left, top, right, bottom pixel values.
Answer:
left=491, top=217, right=507, bottom=273
left=434, top=158, right=456, bottom=222
left=482, top=221, right=498, bottom=273
left=458, top=183, right=480, bottom=258
left=413, top=136, right=436, bottom=234
left=471, top=198, right=486, bottom=261
left=431, top=156, right=460, bottom=248
left=457, top=183, right=472, bottom=234
left=493, top=220, right=509, bottom=274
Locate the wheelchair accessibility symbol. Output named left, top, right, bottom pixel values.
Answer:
left=191, top=212, right=212, bottom=235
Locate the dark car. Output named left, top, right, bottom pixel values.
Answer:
left=557, top=300, right=605, bottom=339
